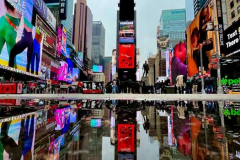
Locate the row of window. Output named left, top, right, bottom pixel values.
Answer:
left=231, top=5, right=240, bottom=19
left=230, top=0, right=240, bottom=9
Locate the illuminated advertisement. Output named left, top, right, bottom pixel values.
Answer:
left=70, top=108, right=77, bottom=123
left=50, top=61, right=60, bottom=81
left=82, top=82, right=104, bottom=94
left=119, top=21, right=134, bottom=43
left=54, top=136, right=61, bottom=160
left=186, top=0, right=222, bottom=76
left=35, top=15, right=57, bottom=58
left=55, top=109, right=65, bottom=130
left=58, top=61, right=68, bottom=81
left=117, top=124, right=135, bottom=152
left=65, top=48, right=70, bottom=58
left=0, top=112, right=36, bottom=160
left=0, top=0, right=42, bottom=77
left=66, top=58, right=73, bottom=83
left=157, top=35, right=169, bottom=49
left=57, top=26, right=62, bottom=58
left=34, top=134, right=50, bottom=160
left=72, top=68, right=79, bottom=82
left=61, top=26, right=67, bottom=57
left=90, top=119, right=101, bottom=127
left=40, top=53, right=51, bottom=80
left=118, top=44, right=135, bottom=69
left=92, top=65, right=103, bottom=73
left=62, top=106, right=71, bottom=134
left=0, top=83, right=17, bottom=94
left=171, top=42, right=187, bottom=85
left=73, top=130, right=79, bottom=142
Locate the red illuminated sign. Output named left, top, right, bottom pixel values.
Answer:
left=119, top=44, right=135, bottom=69
left=0, top=83, right=17, bottom=94
left=118, top=124, right=135, bottom=152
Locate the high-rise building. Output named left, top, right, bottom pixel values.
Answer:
left=193, top=0, right=207, bottom=16
left=93, top=73, right=105, bottom=84
left=92, top=21, right=106, bottom=66
left=73, top=0, right=87, bottom=53
left=85, top=6, right=93, bottom=61
left=185, top=0, right=195, bottom=27
left=226, top=0, right=240, bottom=27
left=104, top=57, right=112, bottom=84
left=159, top=9, right=186, bottom=49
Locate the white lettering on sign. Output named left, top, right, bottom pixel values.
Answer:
left=226, top=38, right=239, bottom=48
left=227, top=30, right=238, bottom=40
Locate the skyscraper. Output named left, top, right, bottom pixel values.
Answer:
left=159, top=9, right=186, bottom=49
left=85, top=6, right=93, bottom=61
left=194, top=0, right=207, bottom=16
left=104, top=57, right=112, bottom=84
left=91, top=21, right=106, bottom=66
left=185, top=0, right=195, bottom=27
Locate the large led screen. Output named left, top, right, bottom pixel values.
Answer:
left=118, top=44, right=135, bottom=69
left=92, top=65, right=103, bottom=73
left=90, top=119, right=101, bottom=127
left=119, top=21, right=134, bottom=43
left=186, top=0, right=221, bottom=76
left=117, top=124, right=135, bottom=152
left=0, top=112, right=36, bottom=160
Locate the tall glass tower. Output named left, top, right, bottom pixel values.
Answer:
left=185, top=0, right=195, bottom=27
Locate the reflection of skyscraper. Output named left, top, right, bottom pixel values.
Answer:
left=88, top=127, right=103, bottom=160
left=92, top=109, right=104, bottom=119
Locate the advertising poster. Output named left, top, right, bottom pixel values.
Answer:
left=55, top=108, right=65, bottom=130
left=48, top=134, right=55, bottom=160
left=90, top=119, right=101, bottom=127
left=57, top=26, right=62, bottom=58
left=50, top=61, right=60, bottom=81
left=61, top=26, right=67, bottom=57
left=0, top=83, right=17, bottom=94
left=46, top=104, right=57, bottom=130
left=0, top=112, right=36, bottom=160
left=66, top=58, right=73, bottom=84
left=157, top=35, right=169, bottom=49
left=58, top=61, right=68, bottom=81
left=119, top=21, right=134, bottom=43
left=34, top=134, right=50, bottom=160
left=117, top=124, right=135, bottom=152
left=70, top=108, right=77, bottom=123
left=186, top=0, right=221, bottom=77
left=54, top=136, right=61, bottom=160
left=40, top=53, right=51, bottom=80
left=118, top=44, right=135, bottom=69
left=36, top=109, right=48, bottom=138
left=64, top=48, right=70, bottom=58
left=73, top=130, right=79, bottom=142
left=92, top=65, right=103, bottom=73
left=82, top=82, right=104, bottom=94
left=72, top=68, right=79, bottom=82
left=35, top=15, right=57, bottom=58
left=62, top=106, right=71, bottom=134
left=171, top=42, right=187, bottom=85
left=0, top=0, right=42, bottom=76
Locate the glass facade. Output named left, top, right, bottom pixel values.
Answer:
left=186, top=0, right=195, bottom=27
left=92, top=21, right=106, bottom=65
left=86, top=6, right=93, bottom=61
left=194, top=0, right=207, bottom=15
left=160, top=9, right=186, bottom=49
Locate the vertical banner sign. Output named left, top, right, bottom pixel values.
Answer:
left=117, top=124, right=135, bottom=152
left=57, top=26, right=62, bottom=58
left=59, top=0, right=67, bottom=20
left=61, top=26, right=67, bottom=57
left=216, top=0, right=224, bottom=52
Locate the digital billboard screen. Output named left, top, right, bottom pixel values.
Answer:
left=90, top=119, right=101, bottom=127
left=118, top=44, right=135, bottom=69
left=66, top=58, right=73, bottom=83
left=186, top=0, right=222, bottom=77
left=58, top=61, right=68, bottom=81
left=92, top=65, right=103, bottom=73
left=117, top=124, right=135, bottom=152
left=61, top=26, right=67, bottom=57
left=55, top=108, right=65, bottom=130
left=119, top=21, right=134, bottom=43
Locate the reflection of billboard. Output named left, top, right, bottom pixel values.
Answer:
left=90, top=119, right=101, bottom=127
left=34, top=134, right=50, bottom=160
left=70, top=108, right=77, bottom=123
left=40, top=53, right=51, bottom=80
left=62, top=107, right=71, bottom=134
left=72, top=68, right=80, bottom=82
left=117, top=124, right=135, bottom=152
left=93, top=65, right=103, bottom=73
left=157, top=35, right=169, bottom=49
left=58, top=61, right=68, bottom=81
left=119, top=44, right=135, bottom=69
left=73, top=131, right=79, bottom=142
left=66, top=58, right=73, bottom=83
left=119, top=21, right=134, bottom=43
left=35, top=15, right=57, bottom=57
left=82, top=82, right=104, bottom=94
left=0, top=1, right=42, bottom=76
left=48, top=134, right=55, bottom=160
left=61, top=26, right=67, bottom=57
left=54, top=136, right=61, bottom=160
left=57, top=26, right=62, bottom=58
left=0, top=112, right=36, bottom=160
left=50, top=61, right=60, bottom=81
left=186, top=0, right=221, bottom=76
left=55, top=109, right=65, bottom=130
left=78, top=52, right=83, bottom=62
left=36, top=109, right=48, bottom=138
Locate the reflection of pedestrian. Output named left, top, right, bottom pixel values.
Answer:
left=143, top=116, right=150, bottom=133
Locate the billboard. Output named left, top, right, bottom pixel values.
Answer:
left=223, top=19, right=240, bottom=56
left=40, top=53, right=51, bottom=80
left=58, top=61, right=68, bottom=81
left=36, top=109, right=48, bottom=138
left=57, top=26, right=62, bottom=58
left=171, top=42, right=187, bottom=85
left=54, top=136, right=61, bottom=160
left=92, top=65, right=103, bottom=73
left=117, top=124, right=135, bottom=152
left=112, top=49, right=117, bottom=78
left=66, top=58, right=73, bottom=83
left=61, top=26, right=67, bottom=57
left=72, top=68, right=80, bottom=82
left=62, top=106, right=71, bottom=134
left=0, top=112, right=36, bottom=160
left=119, top=21, right=134, bottom=43
left=90, top=119, right=101, bottom=127
left=50, top=61, right=60, bottom=81
left=186, top=0, right=222, bottom=76
left=0, top=0, right=42, bottom=77
left=35, top=15, right=57, bottom=58
left=157, top=35, right=169, bottom=49
left=118, top=44, right=135, bottom=69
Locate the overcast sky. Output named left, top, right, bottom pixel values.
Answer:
left=86, top=0, right=185, bottom=68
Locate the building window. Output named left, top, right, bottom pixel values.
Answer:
left=230, top=1, right=234, bottom=8
left=238, top=5, right=240, bottom=14
left=231, top=10, right=236, bottom=18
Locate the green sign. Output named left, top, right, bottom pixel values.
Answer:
left=220, top=108, right=240, bottom=119
left=221, top=76, right=240, bottom=86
